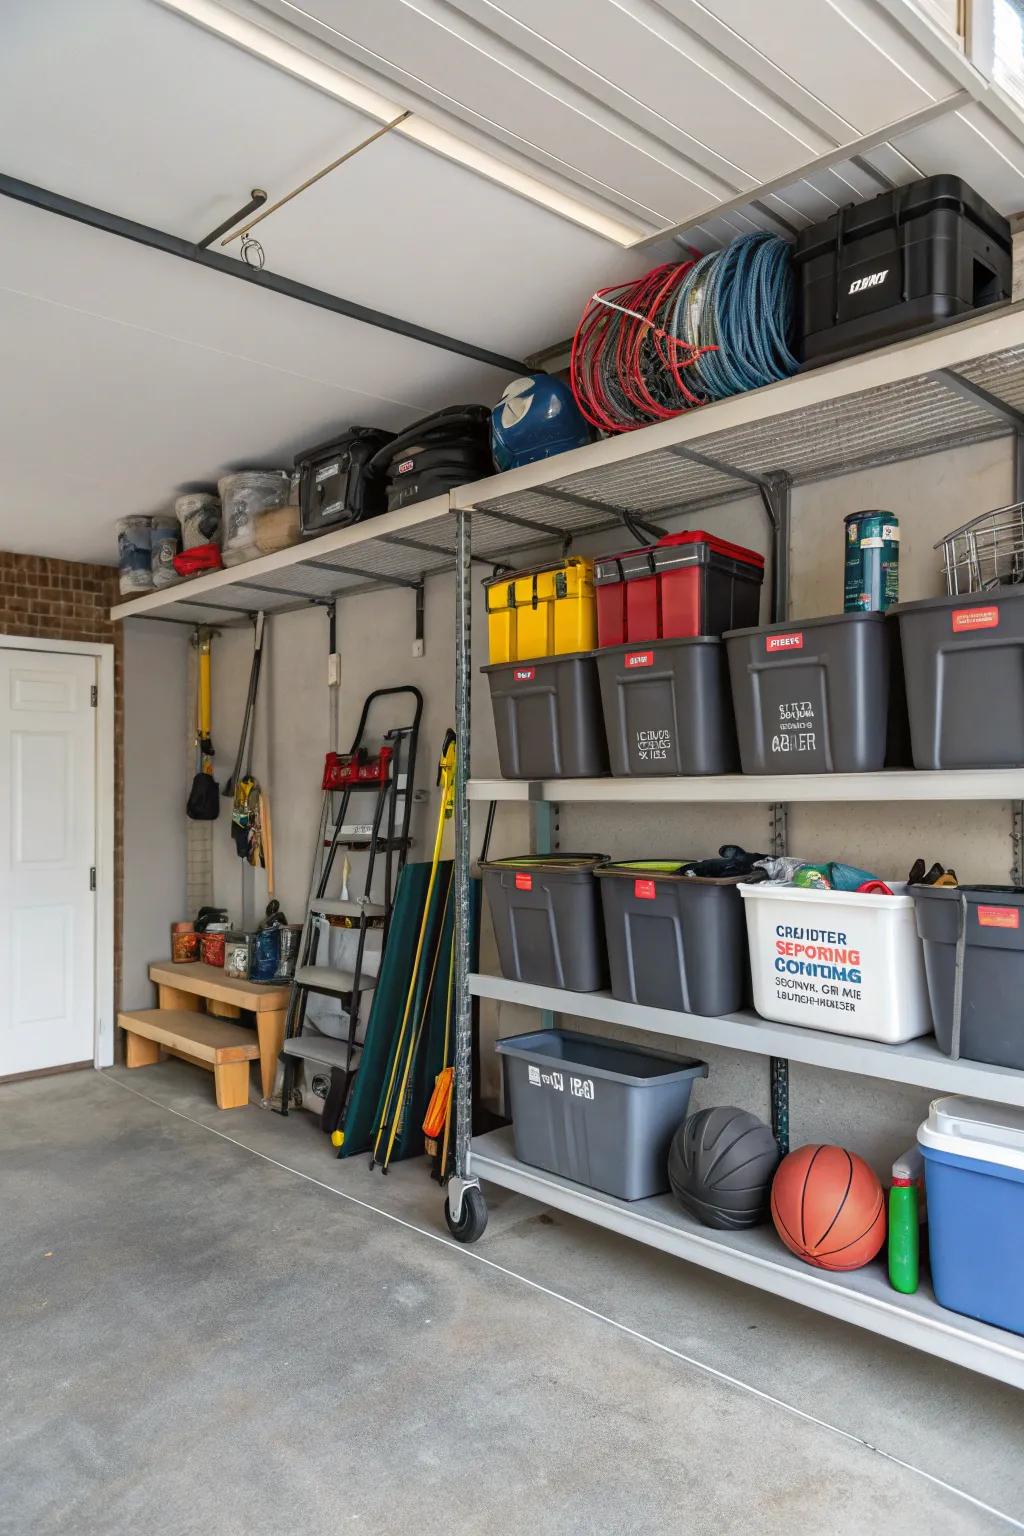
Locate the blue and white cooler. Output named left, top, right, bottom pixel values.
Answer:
left=918, top=1096, right=1024, bottom=1337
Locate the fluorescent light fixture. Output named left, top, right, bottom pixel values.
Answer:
left=155, top=0, right=649, bottom=245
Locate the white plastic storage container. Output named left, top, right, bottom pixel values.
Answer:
left=918, top=1097, right=1024, bottom=1336
left=739, top=882, right=932, bottom=1042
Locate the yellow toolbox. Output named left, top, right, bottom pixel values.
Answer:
left=485, top=557, right=596, bottom=663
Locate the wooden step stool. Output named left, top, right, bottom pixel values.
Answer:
left=119, top=1009, right=261, bottom=1109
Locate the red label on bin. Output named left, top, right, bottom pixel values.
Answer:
left=978, top=905, right=1018, bottom=929
left=625, top=650, right=654, bottom=668
left=952, top=606, right=999, bottom=633
left=634, top=879, right=657, bottom=900
left=515, top=872, right=533, bottom=891
left=513, top=667, right=535, bottom=682
left=766, top=632, right=803, bottom=653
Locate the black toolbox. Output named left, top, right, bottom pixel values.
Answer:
left=370, top=405, right=493, bottom=510
left=794, top=175, right=1011, bottom=368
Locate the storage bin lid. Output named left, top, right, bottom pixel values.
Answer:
left=891, top=587, right=1024, bottom=618
left=595, top=859, right=749, bottom=887
left=594, top=530, right=764, bottom=582
left=723, top=610, right=887, bottom=641
left=918, top=1096, right=1024, bottom=1173
left=481, top=648, right=598, bottom=674
left=495, top=1027, right=707, bottom=1086
left=480, top=854, right=607, bottom=873
left=483, top=555, right=592, bottom=591
left=793, top=175, right=1011, bottom=262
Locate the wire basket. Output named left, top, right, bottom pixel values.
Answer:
left=937, top=501, right=1024, bottom=595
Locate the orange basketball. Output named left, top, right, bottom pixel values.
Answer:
left=770, top=1144, right=886, bottom=1271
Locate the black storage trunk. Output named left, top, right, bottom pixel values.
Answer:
left=913, top=885, right=1024, bottom=1070
left=595, top=636, right=738, bottom=776
left=481, top=855, right=608, bottom=992
left=596, top=862, right=749, bottom=1017
left=724, top=612, right=903, bottom=775
left=794, top=175, right=1011, bottom=368
left=296, top=427, right=394, bottom=536
left=483, top=652, right=609, bottom=779
left=894, top=588, right=1024, bottom=768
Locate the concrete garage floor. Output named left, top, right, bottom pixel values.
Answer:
left=3, top=1066, right=1024, bottom=1536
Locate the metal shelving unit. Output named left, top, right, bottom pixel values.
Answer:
left=470, top=1129, right=1024, bottom=1391
left=110, top=299, right=1024, bottom=1378
left=466, top=770, right=1024, bottom=803
left=469, top=974, right=1024, bottom=1109
left=440, top=298, right=1024, bottom=1377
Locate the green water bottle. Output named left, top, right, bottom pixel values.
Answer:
left=888, top=1147, right=923, bottom=1294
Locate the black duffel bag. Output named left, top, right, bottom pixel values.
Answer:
left=370, top=405, right=493, bottom=511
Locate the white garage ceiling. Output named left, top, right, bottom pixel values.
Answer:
left=1, top=0, right=1023, bottom=565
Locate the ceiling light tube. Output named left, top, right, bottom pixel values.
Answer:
left=155, top=0, right=650, bottom=245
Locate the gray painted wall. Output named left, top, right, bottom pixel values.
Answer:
left=122, top=618, right=189, bottom=1009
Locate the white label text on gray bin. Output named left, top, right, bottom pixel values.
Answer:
left=772, top=699, right=816, bottom=755
left=636, top=727, right=671, bottom=763
left=527, top=1064, right=595, bottom=1099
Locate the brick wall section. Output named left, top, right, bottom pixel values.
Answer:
left=0, top=552, right=124, bottom=1009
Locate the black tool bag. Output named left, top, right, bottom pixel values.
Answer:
left=370, top=405, right=493, bottom=511
left=296, top=427, right=395, bottom=537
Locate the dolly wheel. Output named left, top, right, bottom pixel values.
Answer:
left=445, top=1187, right=488, bottom=1244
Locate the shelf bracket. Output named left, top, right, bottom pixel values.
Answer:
left=933, top=368, right=1024, bottom=432
left=527, top=486, right=665, bottom=545
left=666, top=442, right=771, bottom=492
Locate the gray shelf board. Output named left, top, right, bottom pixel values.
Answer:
left=466, top=769, right=1024, bottom=804
left=469, top=973, right=1024, bottom=1108
left=469, top=1128, right=1024, bottom=1390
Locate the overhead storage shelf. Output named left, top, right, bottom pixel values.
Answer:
left=112, top=300, right=1024, bottom=625
left=467, top=769, right=1024, bottom=803
left=470, top=1128, right=1024, bottom=1391
left=469, top=973, right=1024, bottom=1109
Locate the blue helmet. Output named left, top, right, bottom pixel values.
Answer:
left=491, top=374, right=592, bottom=471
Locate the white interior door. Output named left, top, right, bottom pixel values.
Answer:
left=0, top=648, right=96, bottom=1076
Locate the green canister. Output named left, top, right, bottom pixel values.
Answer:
left=844, top=510, right=899, bottom=612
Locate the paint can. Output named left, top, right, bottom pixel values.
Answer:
left=171, top=921, right=199, bottom=963
left=251, top=926, right=281, bottom=983
left=199, top=931, right=225, bottom=968
left=844, top=511, right=899, bottom=612
left=175, top=492, right=222, bottom=551
left=225, top=931, right=255, bottom=980
left=150, top=514, right=181, bottom=589
left=117, top=516, right=153, bottom=595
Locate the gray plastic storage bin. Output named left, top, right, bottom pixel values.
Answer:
left=724, top=611, right=893, bottom=774
left=497, top=1028, right=708, bottom=1200
left=481, top=855, right=608, bottom=992
left=595, top=636, right=738, bottom=777
left=483, top=651, right=608, bottom=779
left=596, top=862, right=748, bottom=1016
left=895, top=588, right=1024, bottom=768
left=913, top=885, right=1024, bottom=1069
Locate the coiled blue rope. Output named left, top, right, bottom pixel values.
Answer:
left=671, top=232, right=798, bottom=403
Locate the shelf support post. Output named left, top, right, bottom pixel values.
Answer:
left=762, top=470, right=792, bottom=1155
left=449, top=504, right=478, bottom=1222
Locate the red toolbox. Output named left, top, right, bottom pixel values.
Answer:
left=594, top=531, right=764, bottom=648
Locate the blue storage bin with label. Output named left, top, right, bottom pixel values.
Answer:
left=918, top=1096, right=1024, bottom=1337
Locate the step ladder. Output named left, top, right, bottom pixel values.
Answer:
left=279, top=687, right=423, bottom=1128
